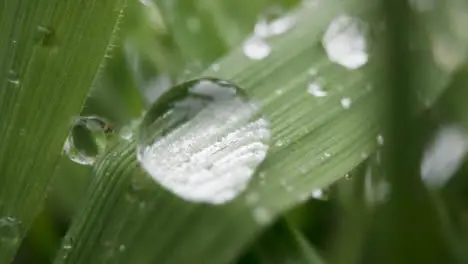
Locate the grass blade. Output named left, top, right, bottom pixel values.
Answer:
left=0, top=0, right=126, bottom=261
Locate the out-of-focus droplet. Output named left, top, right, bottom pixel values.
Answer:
left=243, top=36, right=271, bottom=60
left=211, top=63, right=220, bottom=72
left=137, top=78, right=271, bottom=204
left=254, top=6, right=296, bottom=38
left=421, top=125, right=468, bottom=188
left=377, top=134, right=384, bottom=145
left=252, top=206, right=272, bottom=225
left=340, top=97, right=352, bottom=109
left=7, top=70, right=20, bottom=86
left=323, top=15, right=368, bottom=69
left=431, top=33, right=466, bottom=72
left=307, top=82, right=327, bottom=97
left=364, top=165, right=390, bottom=206
left=63, top=116, right=110, bottom=165
left=0, top=217, right=20, bottom=246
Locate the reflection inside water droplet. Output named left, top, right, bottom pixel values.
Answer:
left=323, top=15, right=368, bottom=69
left=242, top=36, right=271, bottom=60
left=137, top=78, right=271, bottom=204
left=63, top=116, right=111, bottom=165
left=421, top=125, right=468, bottom=188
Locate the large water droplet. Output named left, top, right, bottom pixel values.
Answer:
left=254, top=6, right=296, bottom=38
left=323, top=15, right=368, bottom=69
left=243, top=36, right=271, bottom=60
left=137, top=78, right=271, bottom=204
left=0, top=217, right=20, bottom=246
left=63, top=116, right=111, bottom=165
left=421, top=125, right=468, bottom=188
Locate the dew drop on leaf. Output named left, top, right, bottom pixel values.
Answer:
left=242, top=36, right=271, bottom=60
left=62, top=116, right=110, bottom=165
left=7, top=70, right=20, bottom=86
left=307, top=82, right=327, bottom=97
left=252, top=206, right=271, bottom=225
left=137, top=78, right=271, bottom=204
left=323, top=15, right=368, bottom=69
left=340, top=97, right=352, bottom=109
left=420, top=125, right=468, bottom=188
left=254, top=5, right=296, bottom=38
left=311, top=188, right=328, bottom=200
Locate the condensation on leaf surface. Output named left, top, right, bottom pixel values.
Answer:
left=322, top=15, right=368, bottom=69
left=62, top=116, right=110, bottom=165
left=420, top=125, right=468, bottom=188
left=137, top=78, right=271, bottom=205
left=254, top=5, right=296, bottom=39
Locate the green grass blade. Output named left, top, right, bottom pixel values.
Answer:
left=239, top=219, right=325, bottom=264
left=53, top=1, right=453, bottom=263
left=0, top=0, right=126, bottom=261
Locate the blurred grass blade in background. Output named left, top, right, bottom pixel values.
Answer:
left=0, top=0, right=126, bottom=261
left=53, top=0, right=456, bottom=263
left=238, top=219, right=325, bottom=264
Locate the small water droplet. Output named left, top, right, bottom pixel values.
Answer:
left=311, top=188, right=328, bottom=200
left=323, top=15, right=368, bottom=69
left=243, top=36, right=271, bottom=60
left=211, top=63, right=220, bottom=72
left=63, top=244, right=72, bottom=250
left=119, top=244, right=126, bottom=252
left=340, top=97, right=352, bottom=109
left=7, top=70, right=20, bottom=85
left=344, top=173, right=352, bottom=180
left=137, top=78, right=271, bottom=204
left=63, top=116, right=110, bottom=165
left=0, top=217, right=20, bottom=246
left=254, top=6, right=296, bottom=38
left=377, top=134, right=384, bottom=145
left=421, top=125, right=468, bottom=188
left=36, top=26, right=54, bottom=46
left=275, top=140, right=284, bottom=147
left=252, top=207, right=271, bottom=225
left=307, top=82, right=327, bottom=97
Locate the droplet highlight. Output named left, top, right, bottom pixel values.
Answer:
left=307, top=82, right=327, bottom=97
left=323, top=15, right=368, bottom=69
left=420, top=125, right=468, bottom=188
left=340, top=97, right=352, bottom=109
left=137, top=78, right=271, bottom=204
left=243, top=36, right=271, bottom=60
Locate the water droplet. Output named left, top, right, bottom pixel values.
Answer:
left=307, top=82, right=327, bottom=97
left=211, top=63, right=220, bottom=72
left=63, top=116, right=110, bottom=165
left=308, top=68, right=318, bottom=76
left=311, top=188, right=328, bottom=200
left=420, top=125, right=468, bottom=188
left=340, top=97, right=352, bottom=109
left=364, top=166, right=390, bottom=206
left=275, top=140, right=284, bottom=147
left=119, top=244, right=126, bottom=252
left=377, top=134, right=384, bottom=145
left=323, top=15, right=368, bottom=69
left=7, top=70, right=20, bottom=85
left=63, top=244, right=72, bottom=250
left=252, top=206, right=272, bottom=225
left=324, top=152, right=332, bottom=158
left=254, top=6, right=296, bottom=38
left=409, top=0, right=434, bottom=12
left=36, top=26, right=54, bottom=46
left=0, top=217, right=20, bottom=246
left=243, top=36, right=271, bottom=60
left=431, top=33, right=465, bottom=72
left=137, top=78, right=271, bottom=204
left=344, top=173, right=352, bottom=180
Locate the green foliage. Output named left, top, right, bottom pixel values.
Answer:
left=1, top=0, right=468, bottom=263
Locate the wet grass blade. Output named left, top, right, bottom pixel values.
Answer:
left=238, top=219, right=325, bottom=264
left=53, top=1, right=453, bottom=263
left=0, top=0, right=126, bottom=261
